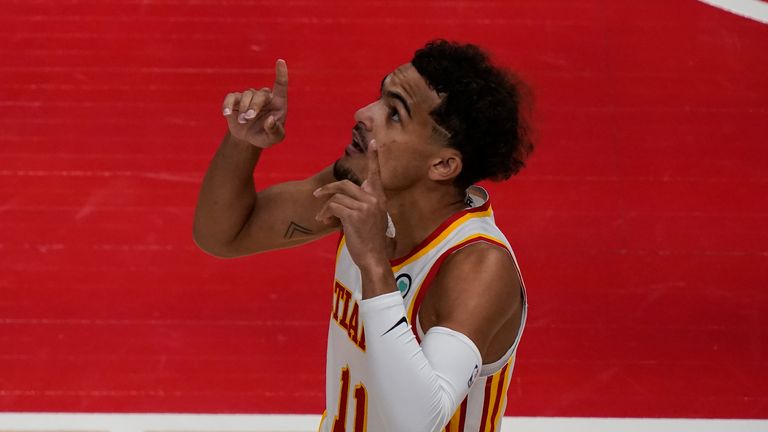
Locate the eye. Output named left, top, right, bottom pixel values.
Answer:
left=389, top=107, right=401, bottom=123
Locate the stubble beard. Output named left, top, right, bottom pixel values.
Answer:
left=332, top=158, right=364, bottom=186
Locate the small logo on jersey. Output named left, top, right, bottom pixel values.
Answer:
left=395, top=274, right=412, bottom=298
left=468, top=364, right=479, bottom=388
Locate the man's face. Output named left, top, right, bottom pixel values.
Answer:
left=334, top=63, right=447, bottom=191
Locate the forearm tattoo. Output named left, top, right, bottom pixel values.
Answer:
left=284, top=221, right=314, bottom=239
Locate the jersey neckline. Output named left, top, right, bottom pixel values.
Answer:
left=388, top=186, right=492, bottom=267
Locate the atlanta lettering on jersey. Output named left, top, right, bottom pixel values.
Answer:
left=331, top=281, right=366, bottom=351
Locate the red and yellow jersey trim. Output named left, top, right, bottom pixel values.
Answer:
left=443, top=397, right=468, bottom=432
left=390, top=200, right=493, bottom=272
left=479, top=356, right=514, bottom=432
left=335, top=232, right=346, bottom=262
left=405, top=233, right=509, bottom=342
left=317, top=410, right=327, bottom=432
left=336, top=199, right=493, bottom=276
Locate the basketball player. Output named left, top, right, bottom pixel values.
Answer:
left=194, top=40, right=533, bottom=431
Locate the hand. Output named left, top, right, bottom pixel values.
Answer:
left=313, top=140, right=389, bottom=271
left=221, top=59, right=288, bottom=148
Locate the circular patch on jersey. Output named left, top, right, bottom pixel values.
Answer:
left=395, top=274, right=412, bottom=298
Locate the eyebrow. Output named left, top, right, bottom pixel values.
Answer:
left=380, top=75, right=412, bottom=118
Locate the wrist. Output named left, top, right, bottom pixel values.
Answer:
left=358, top=254, right=390, bottom=276
left=226, top=131, right=266, bottom=150
left=359, top=257, right=395, bottom=299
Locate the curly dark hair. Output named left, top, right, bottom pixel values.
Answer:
left=411, top=40, right=534, bottom=190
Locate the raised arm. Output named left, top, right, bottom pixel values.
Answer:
left=193, top=60, right=338, bottom=258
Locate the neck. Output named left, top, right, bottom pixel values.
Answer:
left=385, top=183, right=466, bottom=260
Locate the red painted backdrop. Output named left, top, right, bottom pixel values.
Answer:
left=1, top=0, right=766, bottom=419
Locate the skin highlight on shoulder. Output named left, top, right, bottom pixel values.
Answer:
left=419, top=241, right=524, bottom=362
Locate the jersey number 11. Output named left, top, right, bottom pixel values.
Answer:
left=332, top=366, right=367, bottom=432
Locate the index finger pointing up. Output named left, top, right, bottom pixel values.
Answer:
left=272, top=59, right=288, bottom=99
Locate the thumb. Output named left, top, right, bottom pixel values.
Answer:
left=265, top=115, right=285, bottom=141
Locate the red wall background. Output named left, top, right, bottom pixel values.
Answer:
left=1, top=0, right=766, bottom=419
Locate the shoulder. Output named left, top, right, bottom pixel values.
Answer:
left=421, top=240, right=523, bottom=353
left=438, top=241, right=521, bottom=302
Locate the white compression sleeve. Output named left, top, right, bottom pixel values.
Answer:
left=359, top=291, right=482, bottom=432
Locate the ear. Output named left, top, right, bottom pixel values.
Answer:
left=428, top=148, right=462, bottom=182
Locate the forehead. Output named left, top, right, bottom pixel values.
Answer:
left=383, top=63, right=442, bottom=114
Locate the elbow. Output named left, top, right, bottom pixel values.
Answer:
left=192, top=235, right=227, bottom=259
left=192, top=226, right=238, bottom=259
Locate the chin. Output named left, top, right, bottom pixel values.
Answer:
left=332, top=159, right=364, bottom=186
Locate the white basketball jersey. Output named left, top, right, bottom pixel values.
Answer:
left=318, top=187, right=528, bottom=432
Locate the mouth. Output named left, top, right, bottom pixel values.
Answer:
left=345, top=129, right=367, bottom=156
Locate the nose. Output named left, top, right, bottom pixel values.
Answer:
left=354, top=100, right=378, bottom=131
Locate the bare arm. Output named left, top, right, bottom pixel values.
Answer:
left=422, top=243, right=524, bottom=361
left=193, top=59, right=339, bottom=258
